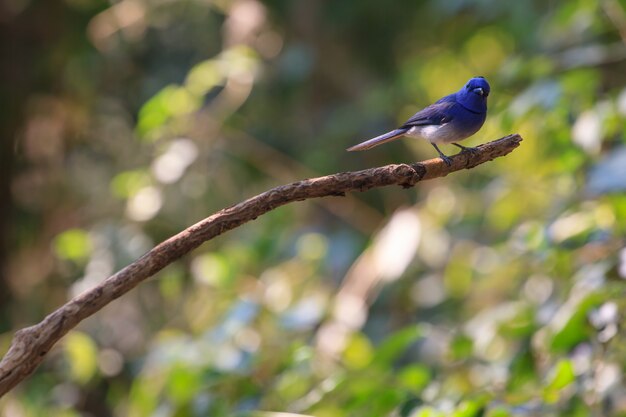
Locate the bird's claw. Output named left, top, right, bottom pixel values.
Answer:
left=462, top=146, right=479, bottom=155
left=440, top=155, right=453, bottom=166
left=453, top=143, right=479, bottom=155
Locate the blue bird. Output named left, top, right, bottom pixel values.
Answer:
left=347, top=76, right=490, bottom=166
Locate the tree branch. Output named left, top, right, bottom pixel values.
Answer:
left=0, top=133, right=522, bottom=396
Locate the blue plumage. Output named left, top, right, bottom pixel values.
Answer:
left=347, top=77, right=490, bottom=165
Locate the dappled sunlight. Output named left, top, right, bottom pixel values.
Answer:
left=6, top=0, right=626, bottom=415
left=316, top=208, right=421, bottom=358
left=126, top=185, right=163, bottom=221
left=151, top=138, right=199, bottom=184
left=261, top=269, right=293, bottom=313
left=98, top=348, right=124, bottom=377
left=371, top=209, right=421, bottom=282
left=222, top=0, right=267, bottom=47
left=87, top=0, right=147, bottom=51
left=572, top=108, right=603, bottom=154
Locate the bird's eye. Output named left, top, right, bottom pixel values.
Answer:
left=466, top=85, right=470, bottom=90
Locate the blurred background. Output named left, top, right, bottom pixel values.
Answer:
left=2, top=0, right=626, bottom=416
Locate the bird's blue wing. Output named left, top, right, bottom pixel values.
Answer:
left=401, top=96, right=457, bottom=128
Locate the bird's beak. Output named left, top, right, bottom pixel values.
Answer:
left=473, top=87, right=485, bottom=96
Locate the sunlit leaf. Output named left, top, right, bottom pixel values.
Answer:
left=546, top=359, right=575, bottom=391
left=308, top=406, right=344, bottom=417
left=110, top=169, right=151, bottom=199
left=275, top=370, right=310, bottom=400
left=444, top=255, right=473, bottom=298
left=543, top=359, right=576, bottom=404
left=128, top=375, right=161, bottom=417
left=296, top=232, right=328, bottom=262
left=412, top=406, right=445, bottom=417
left=64, top=331, right=98, bottom=384
left=398, top=364, right=431, bottom=393
left=343, top=333, right=374, bottom=370
left=486, top=407, right=512, bottom=417
left=165, top=364, right=202, bottom=405
left=191, top=252, right=234, bottom=288
left=452, top=399, right=485, bottom=417
left=53, top=228, right=92, bottom=262
left=186, top=59, right=223, bottom=96
left=137, top=85, right=201, bottom=139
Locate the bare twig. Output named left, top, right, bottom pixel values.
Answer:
left=0, top=134, right=522, bottom=396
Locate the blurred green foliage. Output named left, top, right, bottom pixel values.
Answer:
left=2, top=0, right=626, bottom=416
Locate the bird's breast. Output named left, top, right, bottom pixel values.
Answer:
left=405, top=110, right=486, bottom=144
left=406, top=124, right=465, bottom=144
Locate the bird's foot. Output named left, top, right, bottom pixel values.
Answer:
left=431, top=143, right=453, bottom=166
left=439, top=154, right=453, bottom=166
left=453, top=143, right=479, bottom=155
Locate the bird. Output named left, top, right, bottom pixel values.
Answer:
left=347, top=76, right=490, bottom=166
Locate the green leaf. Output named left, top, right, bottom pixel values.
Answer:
left=543, top=358, right=576, bottom=404
left=53, top=228, right=92, bottom=262
left=64, top=331, right=98, bottom=384
left=185, top=59, right=223, bottom=96
left=550, top=292, right=604, bottom=352
left=486, top=407, right=512, bottom=417
left=453, top=398, right=488, bottom=417
left=191, top=252, right=235, bottom=288
left=398, top=365, right=431, bottom=393
left=372, top=326, right=422, bottom=367
left=546, top=359, right=575, bottom=391
left=110, top=169, right=151, bottom=199
left=275, top=370, right=310, bottom=400
left=449, top=334, right=474, bottom=360
left=412, top=406, right=445, bottom=417
left=343, top=333, right=374, bottom=369
left=165, top=365, right=202, bottom=405
left=137, top=85, right=200, bottom=138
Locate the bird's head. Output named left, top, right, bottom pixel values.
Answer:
left=458, top=76, right=490, bottom=113
left=466, top=76, right=490, bottom=97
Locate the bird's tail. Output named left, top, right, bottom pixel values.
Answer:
left=346, top=128, right=407, bottom=151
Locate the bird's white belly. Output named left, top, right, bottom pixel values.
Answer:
left=406, top=124, right=463, bottom=144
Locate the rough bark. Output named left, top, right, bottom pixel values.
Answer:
left=0, top=133, right=522, bottom=396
